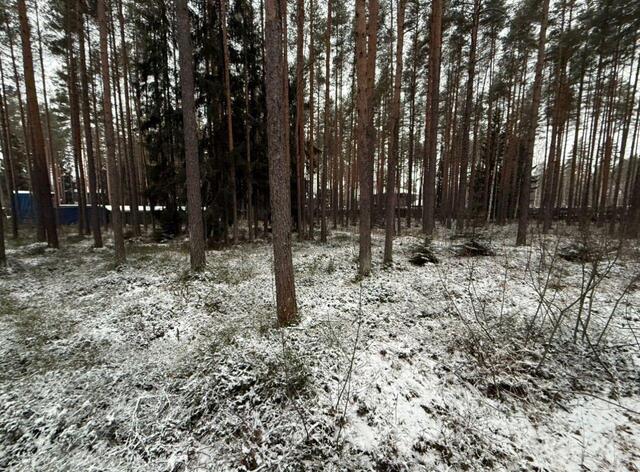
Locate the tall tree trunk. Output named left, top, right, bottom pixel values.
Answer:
left=308, top=0, right=315, bottom=239
left=66, top=6, right=88, bottom=237
left=516, top=0, right=550, bottom=246
left=383, top=0, right=406, bottom=264
left=454, top=0, right=480, bottom=233
left=97, top=0, right=125, bottom=263
left=610, top=43, right=638, bottom=233
left=423, top=0, right=443, bottom=235
left=567, top=61, right=586, bottom=224
left=623, top=68, right=640, bottom=214
left=596, top=53, right=620, bottom=224
left=629, top=160, right=640, bottom=237
left=220, top=0, right=238, bottom=244
left=320, top=0, right=332, bottom=242
left=109, top=21, right=132, bottom=236
left=78, top=6, right=103, bottom=247
left=0, top=56, right=18, bottom=239
left=294, top=0, right=305, bottom=239
left=7, top=16, right=41, bottom=239
left=17, top=0, right=58, bottom=248
left=117, top=0, right=140, bottom=236
left=406, top=17, right=417, bottom=229
left=582, top=55, right=604, bottom=221
left=35, top=0, right=60, bottom=207
left=332, top=51, right=341, bottom=230
left=0, top=188, right=5, bottom=267
left=264, top=0, right=298, bottom=325
left=88, top=32, right=107, bottom=204
left=356, top=0, right=379, bottom=276
left=244, top=7, right=254, bottom=242
left=176, top=0, right=206, bottom=270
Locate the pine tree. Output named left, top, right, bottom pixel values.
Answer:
left=97, top=0, right=125, bottom=263
left=320, top=0, right=332, bottom=243
left=78, top=2, right=103, bottom=248
left=17, top=0, right=58, bottom=248
left=0, top=51, right=18, bottom=240
left=264, top=0, right=298, bottom=325
left=176, top=0, right=206, bottom=271
left=423, top=0, right=443, bottom=236
left=0, top=188, right=4, bottom=267
left=356, top=0, right=379, bottom=276
left=383, top=0, right=406, bottom=264
left=295, top=0, right=305, bottom=240
left=516, top=0, right=550, bottom=246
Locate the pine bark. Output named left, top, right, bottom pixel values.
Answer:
left=423, top=0, right=443, bottom=236
left=294, top=0, right=305, bottom=239
left=98, top=0, right=125, bottom=263
left=516, top=0, right=550, bottom=246
left=610, top=44, right=638, bottom=233
left=35, top=0, right=60, bottom=207
left=308, top=0, right=315, bottom=239
left=117, top=0, right=141, bottom=236
left=0, top=187, right=4, bottom=267
left=243, top=8, right=255, bottom=242
left=17, top=0, right=58, bottom=248
left=629, top=162, right=640, bottom=237
left=356, top=0, right=378, bottom=276
left=320, top=0, right=332, bottom=242
left=383, top=0, right=406, bottom=264
left=66, top=10, right=88, bottom=236
left=7, top=15, right=41, bottom=239
left=220, top=0, right=238, bottom=244
left=0, top=57, right=18, bottom=239
left=406, top=19, right=418, bottom=229
left=176, top=0, right=206, bottom=270
left=454, top=0, right=480, bottom=233
left=78, top=7, right=103, bottom=247
left=264, top=0, right=298, bottom=325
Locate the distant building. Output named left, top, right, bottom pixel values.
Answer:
left=12, top=191, right=107, bottom=226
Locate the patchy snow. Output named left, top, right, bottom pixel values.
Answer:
left=0, top=224, right=639, bottom=471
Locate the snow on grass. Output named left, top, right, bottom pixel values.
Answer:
left=0, top=225, right=639, bottom=471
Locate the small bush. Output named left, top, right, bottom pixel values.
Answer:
left=558, top=242, right=599, bottom=263
left=408, top=241, right=439, bottom=266
left=456, top=239, right=495, bottom=257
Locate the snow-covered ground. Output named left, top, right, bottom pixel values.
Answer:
left=1, top=225, right=639, bottom=471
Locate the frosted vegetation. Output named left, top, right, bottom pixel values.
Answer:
left=1, top=225, right=638, bottom=471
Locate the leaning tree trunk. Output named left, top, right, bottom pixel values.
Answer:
left=264, top=0, right=298, bottom=325
left=17, top=0, right=58, bottom=248
left=516, top=0, right=550, bottom=246
left=97, top=0, right=125, bottom=263
left=176, top=0, right=206, bottom=270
